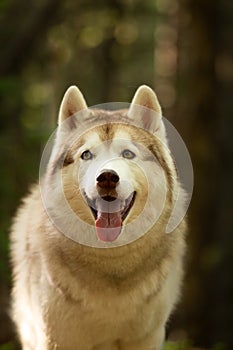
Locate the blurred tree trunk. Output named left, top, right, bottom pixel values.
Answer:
left=161, top=0, right=233, bottom=348
left=210, top=0, right=233, bottom=347
left=155, top=0, right=233, bottom=348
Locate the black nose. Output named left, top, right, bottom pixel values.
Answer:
left=96, top=170, right=119, bottom=189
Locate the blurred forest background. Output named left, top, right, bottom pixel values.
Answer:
left=0, top=0, right=233, bottom=349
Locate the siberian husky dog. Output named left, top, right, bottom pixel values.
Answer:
left=10, top=85, right=187, bottom=350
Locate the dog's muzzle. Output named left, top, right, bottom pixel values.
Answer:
left=83, top=169, right=136, bottom=242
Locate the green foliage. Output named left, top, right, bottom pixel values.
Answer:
left=164, top=340, right=192, bottom=350
left=164, top=341, right=227, bottom=350
left=212, top=343, right=227, bottom=350
left=0, top=342, right=15, bottom=350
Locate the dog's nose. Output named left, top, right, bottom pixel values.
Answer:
left=96, top=170, right=119, bottom=189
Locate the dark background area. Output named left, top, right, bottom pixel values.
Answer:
left=0, top=0, right=233, bottom=349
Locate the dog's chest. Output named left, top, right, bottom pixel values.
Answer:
left=44, top=285, right=158, bottom=347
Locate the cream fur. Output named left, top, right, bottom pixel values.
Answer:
left=10, top=85, right=187, bottom=350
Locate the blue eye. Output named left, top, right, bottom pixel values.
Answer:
left=122, top=149, right=136, bottom=159
left=81, top=150, right=93, bottom=160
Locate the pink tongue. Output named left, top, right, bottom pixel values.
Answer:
left=95, top=212, right=122, bottom=242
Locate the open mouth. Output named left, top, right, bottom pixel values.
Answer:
left=84, top=192, right=136, bottom=242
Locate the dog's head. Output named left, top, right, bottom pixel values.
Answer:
left=45, top=85, right=177, bottom=245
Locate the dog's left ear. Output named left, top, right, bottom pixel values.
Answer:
left=58, top=86, right=88, bottom=125
left=128, top=85, right=163, bottom=134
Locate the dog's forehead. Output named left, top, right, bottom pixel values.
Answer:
left=81, top=124, right=113, bottom=144
left=113, top=129, right=132, bottom=141
left=78, top=122, right=152, bottom=151
left=82, top=131, right=103, bottom=147
left=81, top=124, right=132, bottom=144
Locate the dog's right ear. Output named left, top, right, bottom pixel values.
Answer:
left=58, top=86, right=88, bottom=125
left=128, top=85, right=167, bottom=141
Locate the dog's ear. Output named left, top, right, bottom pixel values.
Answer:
left=128, top=85, right=163, bottom=134
left=58, top=86, right=88, bottom=125
left=130, top=85, right=162, bottom=115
